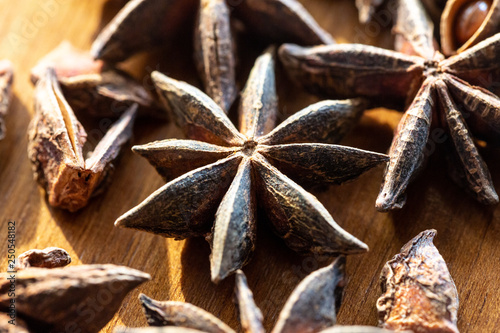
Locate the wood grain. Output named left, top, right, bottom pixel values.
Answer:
left=0, top=1, right=498, bottom=332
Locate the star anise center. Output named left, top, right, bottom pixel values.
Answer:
left=241, top=139, right=259, bottom=157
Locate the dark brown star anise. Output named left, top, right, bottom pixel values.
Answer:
left=280, top=0, right=500, bottom=211
left=0, top=248, right=150, bottom=333
left=127, top=257, right=347, bottom=333
left=0, top=59, right=13, bottom=140
left=28, top=68, right=137, bottom=212
left=115, top=48, right=388, bottom=282
left=117, top=258, right=397, bottom=333
left=91, top=0, right=334, bottom=112
left=30, top=41, right=163, bottom=119
left=377, top=230, right=459, bottom=333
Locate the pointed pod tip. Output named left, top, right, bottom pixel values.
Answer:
left=375, top=191, right=406, bottom=212
left=138, top=293, right=153, bottom=305
left=481, top=187, right=499, bottom=205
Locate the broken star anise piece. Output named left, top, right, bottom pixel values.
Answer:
left=0, top=261, right=150, bottom=333
left=280, top=0, right=500, bottom=211
left=0, top=59, right=13, bottom=140
left=15, top=247, right=72, bottom=270
left=31, top=41, right=162, bottom=119
left=115, top=48, right=388, bottom=282
left=134, top=257, right=346, bottom=333
left=28, top=68, right=137, bottom=212
left=377, top=229, right=459, bottom=333
left=91, top=0, right=333, bottom=112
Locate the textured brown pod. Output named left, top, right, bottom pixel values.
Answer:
left=377, top=230, right=459, bottom=333
left=134, top=257, right=345, bottom=333
left=28, top=68, right=137, bottom=212
left=116, top=49, right=385, bottom=282
left=441, top=0, right=500, bottom=55
left=31, top=41, right=163, bottom=119
left=0, top=264, right=150, bottom=333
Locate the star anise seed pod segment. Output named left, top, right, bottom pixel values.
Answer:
left=377, top=230, right=459, bottom=333
left=0, top=60, right=13, bottom=140
left=31, top=41, right=162, bottom=119
left=28, top=68, right=137, bottom=212
left=115, top=49, right=388, bottom=282
left=136, top=257, right=345, bottom=333
left=279, top=0, right=500, bottom=211
left=91, top=0, right=333, bottom=112
left=0, top=253, right=150, bottom=333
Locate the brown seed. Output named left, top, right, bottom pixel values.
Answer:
left=0, top=60, right=14, bottom=140
left=31, top=41, right=162, bottom=119
left=280, top=2, right=500, bottom=211
left=116, top=49, right=383, bottom=282
left=441, top=0, right=500, bottom=55
left=377, top=230, right=459, bottom=333
left=0, top=264, right=150, bottom=333
left=454, top=0, right=491, bottom=45
left=319, top=327, right=399, bottom=333
left=15, top=247, right=71, bottom=270
left=28, top=68, right=137, bottom=212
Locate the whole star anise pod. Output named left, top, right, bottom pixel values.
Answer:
left=117, top=258, right=398, bottom=333
left=0, top=248, right=150, bottom=333
left=115, top=48, right=388, bottom=282
left=377, top=230, right=459, bottom=333
left=279, top=0, right=500, bottom=211
left=91, top=0, right=334, bottom=112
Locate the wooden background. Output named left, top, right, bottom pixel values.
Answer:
left=0, top=0, right=499, bottom=332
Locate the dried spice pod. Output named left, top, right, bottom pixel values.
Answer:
left=0, top=60, right=14, bottom=140
left=441, top=0, right=500, bottom=55
left=116, top=49, right=387, bottom=282
left=279, top=0, right=500, bottom=211
left=377, top=230, right=459, bottom=333
left=0, top=264, right=150, bottom=333
left=28, top=68, right=137, bottom=212
left=134, top=257, right=345, bottom=333
left=15, top=247, right=71, bottom=270
left=92, top=0, right=332, bottom=112
left=31, top=41, right=162, bottom=118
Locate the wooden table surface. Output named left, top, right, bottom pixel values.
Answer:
left=0, top=1, right=499, bottom=332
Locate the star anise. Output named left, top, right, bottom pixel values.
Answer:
left=30, top=41, right=163, bottom=119
left=115, top=48, right=388, bottom=282
left=0, top=59, right=13, bottom=140
left=0, top=248, right=150, bottom=333
left=127, top=257, right=347, bottom=333
left=117, top=258, right=397, bottom=333
left=28, top=68, right=137, bottom=212
left=91, top=0, right=334, bottom=112
left=279, top=0, right=500, bottom=211
left=377, top=230, right=459, bottom=333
